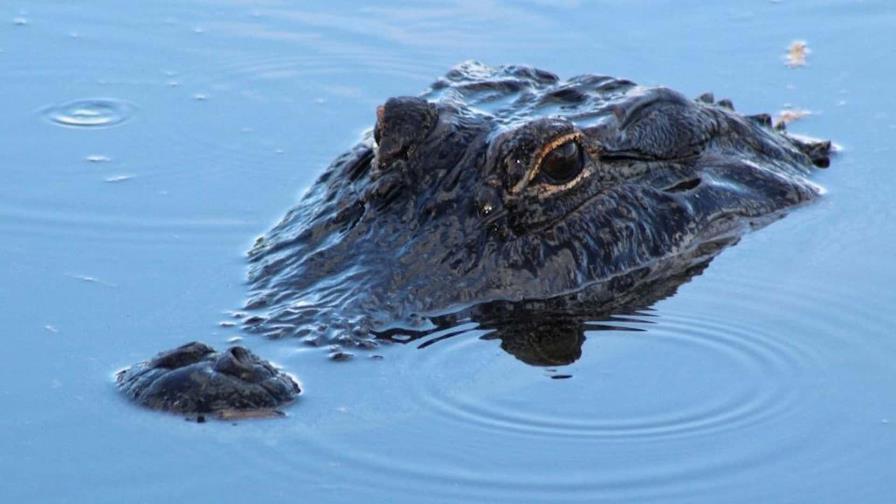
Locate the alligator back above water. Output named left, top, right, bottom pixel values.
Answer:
left=117, top=62, right=832, bottom=418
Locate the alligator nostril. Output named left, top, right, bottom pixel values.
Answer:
left=213, top=346, right=256, bottom=378
left=150, top=341, right=215, bottom=369
left=229, top=346, right=250, bottom=363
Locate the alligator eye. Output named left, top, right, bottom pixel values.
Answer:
left=539, top=140, right=584, bottom=185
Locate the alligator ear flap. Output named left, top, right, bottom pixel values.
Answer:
left=373, top=96, right=439, bottom=166
left=786, top=133, right=833, bottom=168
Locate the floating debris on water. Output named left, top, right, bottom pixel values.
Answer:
left=85, top=154, right=111, bottom=163
left=13, top=17, right=29, bottom=26
left=65, top=273, right=117, bottom=287
left=44, top=325, right=59, bottom=334
left=104, top=174, right=134, bottom=183
left=776, top=108, right=812, bottom=125
left=785, top=40, right=810, bottom=67
left=192, top=93, right=208, bottom=101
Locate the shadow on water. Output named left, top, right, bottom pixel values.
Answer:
left=376, top=237, right=734, bottom=368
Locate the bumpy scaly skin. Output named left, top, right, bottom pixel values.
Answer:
left=116, top=342, right=300, bottom=417
left=244, top=62, right=830, bottom=345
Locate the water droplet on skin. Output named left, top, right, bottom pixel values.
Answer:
left=43, top=99, right=134, bottom=128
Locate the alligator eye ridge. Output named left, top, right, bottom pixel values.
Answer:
left=539, top=140, right=584, bottom=185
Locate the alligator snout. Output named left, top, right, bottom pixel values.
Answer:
left=116, top=342, right=300, bottom=419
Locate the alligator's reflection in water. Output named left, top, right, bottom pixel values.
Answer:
left=376, top=238, right=726, bottom=367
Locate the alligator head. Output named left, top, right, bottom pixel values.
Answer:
left=118, top=63, right=832, bottom=417
left=244, top=62, right=830, bottom=347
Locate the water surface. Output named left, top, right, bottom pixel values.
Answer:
left=2, top=1, right=895, bottom=502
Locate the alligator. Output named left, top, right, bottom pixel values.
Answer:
left=117, top=62, right=831, bottom=419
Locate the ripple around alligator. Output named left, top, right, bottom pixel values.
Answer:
left=252, top=310, right=818, bottom=501
left=398, top=310, right=817, bottom=443
left=253, top=253, right=896, bottom=502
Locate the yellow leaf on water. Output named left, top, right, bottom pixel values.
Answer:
left=785, top=40, right=810, bottom=68
left=776, top=108, right=812, bottom=125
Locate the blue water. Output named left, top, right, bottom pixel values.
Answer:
left=2, top=1, right=895, bottom=502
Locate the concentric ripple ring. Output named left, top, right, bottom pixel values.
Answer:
left=42, top=99, right=135, bottom=128
left=408, top=312, right=816, bottom=442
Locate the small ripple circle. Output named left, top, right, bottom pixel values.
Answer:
left=42, top=99, right=135, bottom=128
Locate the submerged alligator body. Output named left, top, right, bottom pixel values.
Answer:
left=117, top=62, right=831, bottom=418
